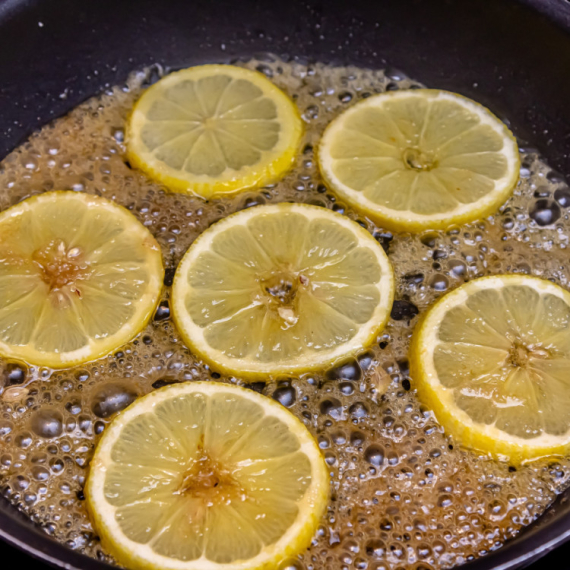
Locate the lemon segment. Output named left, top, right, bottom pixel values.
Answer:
left=85, top=381, right=329, bottom=570
left=318, top=89, right=520, bottom=232
left=410, top=275, right=570, bottom=463
left=0, top=191, right=163, bottom=368
left=171, top=203, right=394, bottom=379
left=127, top=65, right=303, bottom=199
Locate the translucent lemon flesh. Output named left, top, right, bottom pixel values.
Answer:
left=171, top=203, right=394, bottom=378
left=318, top=89, right=520, bottom=232
left=411, top=275, right=570, bottom=463
left=86, top=382, right=329, bottom=570
left=127, top=65, right=303, bottom=199
left=0, top=191, right=163, bottom=367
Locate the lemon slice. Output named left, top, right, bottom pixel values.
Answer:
left=127, top=65, right=303, bottom=199
left=318, top=89, right=520, bottom=232
left=0, top=191, right=163, bottom=368
left=171, top=203, right=394, bottom=379
left=411, top=274, right=570, bottom=463
left=86, top=381, right=329, bottom=570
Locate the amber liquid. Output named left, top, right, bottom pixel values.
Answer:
left=0, top=56, right=569, bottom=570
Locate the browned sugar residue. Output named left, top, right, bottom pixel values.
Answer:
left=1, top=56, right=570, bottom=570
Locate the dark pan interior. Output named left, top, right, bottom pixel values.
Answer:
left=1, top=0, right=570, bottom=568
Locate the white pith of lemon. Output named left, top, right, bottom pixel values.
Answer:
left=171, top=203, right=394, bottom=379
left=85, top=381, right=329, bottom=570
left=411, top=274, right=570, bottom=463
left=0, top=191, right=163, bottom=368
left=127, top=65, right=303, bottom=199
left=318, top=89, right=520, bottom=232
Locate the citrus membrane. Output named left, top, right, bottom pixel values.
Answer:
left=318, top=89, right=520, bottom=232
left=127, top=65, right=303, bottom=199
left=411, top=275, right=570, bottom=463
left=85, top=381, right=329, bottom=570
left=0, top=191, right=163, bottom=367
left=171, top=203, right=394, bottom=379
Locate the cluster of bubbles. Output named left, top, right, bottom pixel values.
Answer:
left=0, top=55, right=570, bottom=569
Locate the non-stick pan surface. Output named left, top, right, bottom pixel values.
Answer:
left=1, top=0, right=570, bottom=569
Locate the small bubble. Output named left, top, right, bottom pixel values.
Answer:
left=385, top=67, right=407, bottom=81
left=366, top=539, right=386, bottom=558
left=256, top=64, right=273, bottom=78
left=327, top=358, right=361, bottom=381
left=31, top=466, right=50, bottom=481
left=303, top=104, right=319, bottom=121
left=554, top=187, right=570, bottom=208
left=2, top=386, right=29, bottom=402
left=420, top=233, right=437, bottom=248
left=320, top=398, right=344, bottom=420
left=350, top=431, right=366, bottom=446
left=151, top=378, right=178, bottom=390
left=349, top=402, right=369, bottom=419
left=272, top=386, right=296, bottom=408
left=429, top=274, right=449, bottom=291
left=0, top=420, right=13, bottom=440
left=112, top=128, right=125, bottom=143
left=243, top=195, right=266, bottom=209
left=15, top=432, right=33, bottom=448
left=364, top=444, right=385, bottom=466
left=403, top=273, right=424, bottom=285
left=4, top=363, right=26, bottom=385
left=31, top=409, right=63, bottom=438
left=448, top=260, right=467, bottom=276
left=92, top=383, right=138, bottom=418
left=154, top=301, right=171, bottom=321
left=529, top=199, right=561, bottom=226
left=75, top=370, right=89, bottom=382
left=357, top=351, right=374, bottom=371
left=331, top=431, right=347, bottom=445
left=437, top=494, right=453, bottom=508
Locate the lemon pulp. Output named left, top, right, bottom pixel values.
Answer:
left=127, top=65, right=303, bottom=198
left=171, top=203, right=394, bottom=378
left=86, top=382, right=329, bottom=570
left=0, top=191, right=163, bottom=367
left=411, top=275, right=570, bottom=462
left=318, top=89, right=520, bottom=232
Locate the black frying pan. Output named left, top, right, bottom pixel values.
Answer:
left=1, top=0, right=570, bottom=568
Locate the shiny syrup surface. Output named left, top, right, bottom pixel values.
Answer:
left=1, top=56, right=570, bottom=570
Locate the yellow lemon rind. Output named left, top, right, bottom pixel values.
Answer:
left=0, top=191, right=164, bottom=369
left=318, top=89, right=520, bottom=233
left=85, top=381, right=330, bottom=570
left=410, top=274, right=570, bottom=464
left=126, top=65, right=304, bottom=200
left=171, top=203, right=395, bottom=380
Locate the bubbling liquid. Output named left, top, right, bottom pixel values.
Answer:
left=1, top=55, right=570, bottom=570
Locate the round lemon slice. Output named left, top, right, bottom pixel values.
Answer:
left=127, top=65, right=303, bottom=199
left=85, top=381, right=329, bottom=570
left=411, top=274, right=570, bottom=463
left=171, top=203, right=394, bottom=379
left=0, top=191, right=163, bottom=368
left=318, top=89, right=520, bottom=232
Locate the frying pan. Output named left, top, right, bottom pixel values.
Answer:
left=1, top=0, right=570, bottom=568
